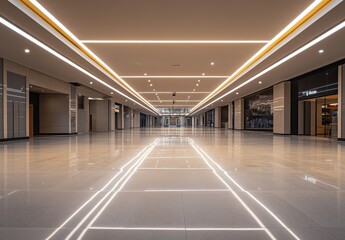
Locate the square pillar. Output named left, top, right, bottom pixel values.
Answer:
left=228, top=102, right=234, bottom=129
left=214, top=107, right=221, bottom=128
left=234, top=98, right=244, bottom=130
left=273, top=82, right=291, bottom=134
left=338, top=65, right=345, bottom=140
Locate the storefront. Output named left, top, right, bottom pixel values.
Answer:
left=292, top=65, right=338, bottom=138
left=244, top=88, right=273, bottom=130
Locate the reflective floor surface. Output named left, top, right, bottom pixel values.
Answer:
left=1, top=128, right=345, bottom=240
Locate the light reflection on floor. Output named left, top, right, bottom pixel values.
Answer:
left=1, top=128, right=345, bottom=239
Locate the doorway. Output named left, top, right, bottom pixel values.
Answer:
left=299, top=95, right=338, bottom=138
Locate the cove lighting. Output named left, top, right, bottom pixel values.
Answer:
left=120, top=76, right=228, bottom=79
left=81, top=40, right=270, bottom=44
left=191, top=20, right=345, bottom=115
left=0, top=17, right=158, bottom=115
left=14, top=0, right=158, bottom=115
left=190, top=0, right=336, bottom=114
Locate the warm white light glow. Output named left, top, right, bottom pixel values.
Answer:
left=190, top=0, right=338, bottom=114
left=210, top=62, right=215, bottom=65
left=319, top=49, right=324, bottom=53
left=90, top=81, right=93, bottom=84
left=121, top=76, right=228, bottom=79
left=24, top=48, right=30, bottom=53
left=150, top=84, right=153, bottom=87
left=236, top=92, right=239, bottom=95
left=259, top=81, right=262, bottom=84
left=202, top=73, right=205, bottom=76
left=196, top=84, right=199, bottom=86
left=0, top=17, right=159, bottom=115
left=81, top=40, right=270, bottom=44
left=111, top=92, right=113, bottom=94
left=191, top=20, right=345, bottom=115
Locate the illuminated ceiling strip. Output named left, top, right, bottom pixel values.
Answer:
left=89, top=227, right=265, bottom=231
left=139, top=92, right=211, bottom=94
left=190, top=0, right=333, bottom=114
left=150, top=100, right=201, bottom=102
left=81, top=40, right=270, bottom=44
left=121, top=76, right=228, bottom=78
left=0, top=17, right=157, bottom=115
left=191, top=141, right=300, bottom=239
left=192, top=20, right=345, bottom=115
left=18, top=0, right=158, bottom=114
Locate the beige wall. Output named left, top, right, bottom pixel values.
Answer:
left=40, top=94, right=69, bottom=134
left=214, top=107, right=221, bottom=128
left=89, top=100, right=109, bottom=132
left=234, top=98, right=244, bottom=130
left=273, top=82, right=291, bottom=134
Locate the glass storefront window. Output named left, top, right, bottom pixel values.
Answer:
left=244, top=88, right=273, bottom=130
left=0, top=59, right=3, bottom=139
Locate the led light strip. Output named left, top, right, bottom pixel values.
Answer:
left=17, top=0, right=158, bottom=114
left=191, top=20, right=345, bottom=115
left=81, top=40, right=269, bottom=44
left=190, top=139, right=300, bottom=240
left=121, top=76, right=228, bottom=79
left=0, top=17, right=157, bottom=115
left=88, top=226, right=265, bottom=231
left=190, top=0, right=333, bottom=114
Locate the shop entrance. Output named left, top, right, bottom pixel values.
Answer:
left=299, top=95, right=338, bottom=138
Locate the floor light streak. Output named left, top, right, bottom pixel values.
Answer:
left=74, top=142, right=157, bottom=240
left=44, top=141, right=156, bottom=240
left=191, top=140, right=300, bottom=240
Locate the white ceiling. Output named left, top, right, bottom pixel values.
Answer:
left=1, top=0, right=345, bottom=115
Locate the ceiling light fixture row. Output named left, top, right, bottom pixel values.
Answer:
left=190, top=0, right=336, bottom=114
left=0, top=17, right=158, bottom=115
left=15, top=0, right=158, bottom=115
left=190, top=20, right=345, bottom=115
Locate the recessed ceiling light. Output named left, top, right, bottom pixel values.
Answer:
left=319, top=49, right=324, bottom=53
left=148, top=79, right=151, bottom=82
left=210, top=62, right=215, bottom=66
left=90, top=81, right=93, bottom=84
left=24, top=49, right=30, bottom=53
left=198, top=80, right=201, bottom=82
left=144, top=73, right=147, bottom=76
left=193, top=89, right=195, bottom=91
left=150, top=84, right=153, bottom=86
left=155, top=93, right=158, bottom=95
left=30, top=85, right=32, bottom=88
left=259, top=81, right=262, bottom=84
left=153, top=89, right=155, bottom=91
left=221, top=100, right=223, bottom=102
left=125, top=99, right=128, bottom=101
left=202, top=73, right=205, bottom=76
left=111, top=92, right=113, bottom=94
left=236, top=92, right=239, bottom=95
left=196, top=84, right=199, bottom=86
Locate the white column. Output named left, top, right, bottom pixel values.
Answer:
left=273, top=82, right=291, bottom=134
left=130, top=108, right=134, bottom=128
left=234, top=98, right=244, bottom=130
left=192, top=117, right=195, bottom=128
left=214, top=107, right=221, bottom=128
left=338, top=65, right=345, bottom=140
left=228, top=102, right=233, bottom=129
left=121, top=104, right=125, bottom=129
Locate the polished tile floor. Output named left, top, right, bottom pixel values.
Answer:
left=0, top=128, right=345, bottom=240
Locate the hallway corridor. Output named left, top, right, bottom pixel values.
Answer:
left=1, top=129, right=345, bottom=239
